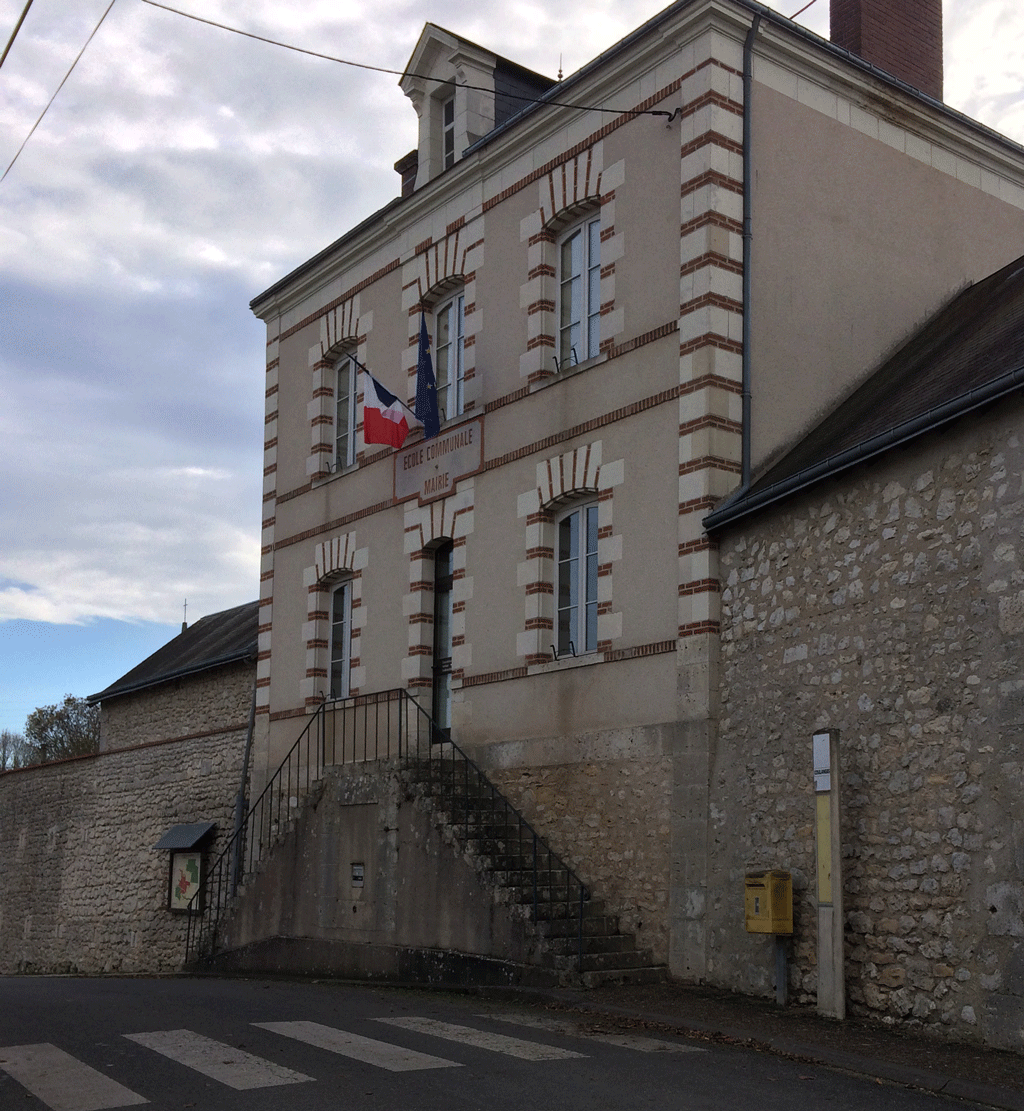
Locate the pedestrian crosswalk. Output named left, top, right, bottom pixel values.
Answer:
left=0, top=1044, right=147, bottom=1111
left=124, top=1029, right=312, bottom=1090
left=0, top=1010, right=705, bottom=1110
left=376, top=1016, right=587, bottom=1060
left=254, top=1020, right=459, bottom=1072
left=483, top=1012, right=706, bottom=1053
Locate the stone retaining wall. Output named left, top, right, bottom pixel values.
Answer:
left=712, top=403, right=1024, bottom=1049
left=0, top=730, right=244, bottom=974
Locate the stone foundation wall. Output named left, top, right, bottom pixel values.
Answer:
left=0, top=731, right=243, bottom=974
left=482, top=725, right=674, bottom=964
left=99, top=662, right=252, bottom=751
left=713, top=405, right=1024, bottom=1049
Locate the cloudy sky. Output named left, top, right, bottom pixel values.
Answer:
left=0, top=0, right=1022, bottom=734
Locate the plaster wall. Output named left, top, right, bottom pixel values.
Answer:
left=713, top=398, right=1024, bottom=1050
left=749, top=82, right=1024, bottom=472
left=219, top=762, right=535, bottom=970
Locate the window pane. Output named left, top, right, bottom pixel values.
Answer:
left=330, top=583, right=351, bottom=698
left=585, top=506, right=599, bottom=650
left=558, top=512, right=580, bottom=654
left=336, top=358, right=354, bottom=468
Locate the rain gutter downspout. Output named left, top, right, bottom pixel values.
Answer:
left=741, top=13, right=762, bottom=490
left=231, top=674, right=258, bottom=896
left=704, top=363, right=1024, bottom=533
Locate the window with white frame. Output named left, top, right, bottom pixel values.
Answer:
left=335, top=354, right=357, bottom=470
left=442, top=95, right=456, bottom=169
left=556, top=501, right=599, bottom=656
left=559, top=216, right=601, bottom=367
left=434, top=292, right=465, bottom=420
left=329, top=580, right=352, bottom=698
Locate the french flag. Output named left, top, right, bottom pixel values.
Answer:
left=361, top=370, right=418, bottom=449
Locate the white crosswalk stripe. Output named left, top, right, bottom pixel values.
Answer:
left=375, top=1016, right=587, bottom=1060
left=0, top=1007, right=690, bottom=1108
left=124, top=1029, right=312, bottom=1090
left=480, top=1013, right=706, bottom=1053
left=255, top=1020, right=461, bottom=1071
left=0, top=1043, right=148, bottom=1111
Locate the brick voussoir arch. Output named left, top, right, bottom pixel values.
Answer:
left=301, top=531, right=368, bottom=709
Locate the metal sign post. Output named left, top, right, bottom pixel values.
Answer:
left=813, top=730, right=845, bottom=1019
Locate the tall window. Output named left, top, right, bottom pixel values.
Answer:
left=442, top=96, right=456, bottom=169
left=335, top=354, right=356, bottom=470
left=329, top=581, right=352, bottom=698
left=557, top=503, right=598, bottom=656
left=559, top=216, right=601, bottom=367
left=434, top=293, right=465, bottom=421
left=432, top=542, right=454, bottom=731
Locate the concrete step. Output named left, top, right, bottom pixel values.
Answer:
left=551, top=948, right=657, bottom=973
left=492, top=868, right=574, bottom=889
left=579, top=965, right=668, bottom=989
left=543, top=932, right=636, bottom=956
left=535, top=912, right=619, bottom=937
left=526, top=899, right=608, bottom=921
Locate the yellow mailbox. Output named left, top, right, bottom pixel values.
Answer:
left=744, top=869, right=793, bottom=934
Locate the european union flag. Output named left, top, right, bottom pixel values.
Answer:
left=414, top=312, right=440, bottom=440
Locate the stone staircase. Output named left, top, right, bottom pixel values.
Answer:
left=410, top=756, right=665, bottom=988
left=186, top=689, right=664, bottom=988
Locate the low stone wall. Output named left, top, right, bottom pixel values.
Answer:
left=0, top=730, right=244, bottom=974
left=712, top=404, right=1024, bottom=1049
left=99, top=662, right=252, bottom=751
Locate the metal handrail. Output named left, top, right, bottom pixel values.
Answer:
left=184, top=688, right=590, bottom=970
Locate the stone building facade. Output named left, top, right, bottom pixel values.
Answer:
left=247, top=0, right=1024, bottom=1008
left=704, top=250, right=1024, bottom=1047
left=97, top=661, right=253, bottom=752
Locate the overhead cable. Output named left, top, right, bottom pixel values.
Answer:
left=2, top=0, right=118, bottom=182
left=138, top=0, right=674, bottom=119
left=0, top=0, right=36, bottom=71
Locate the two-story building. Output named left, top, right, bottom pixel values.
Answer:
left=247, top=0, right=1024, bottom=1041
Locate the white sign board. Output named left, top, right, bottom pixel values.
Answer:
left=395, top=418, right=483, bottom=505
left=813, top=732, right=831, bottom=792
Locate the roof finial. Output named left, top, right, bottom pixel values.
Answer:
left=557, top=53, right=563, bottom=82
left=182, top=598, right=188, bottom=633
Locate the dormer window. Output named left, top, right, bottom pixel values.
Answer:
left=400, top=25, right=555, bottom=189
left=442, top=96, right=456, bottom=169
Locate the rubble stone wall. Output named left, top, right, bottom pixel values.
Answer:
left=99, top=662, right=252, bottom=751
left=0, top=731, right=243, bottom=974
left=712, top=403, right=1024, bottom=1049
left=484, top=725, right=675, bottom=964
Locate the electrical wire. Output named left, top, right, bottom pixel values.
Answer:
left=789, top=0, right=819, bottom=18
left=0, top=0, right=36, bottom=71
left=138, top=0, right=674, bottom=119
left=1, top=0, right=118, bottom=182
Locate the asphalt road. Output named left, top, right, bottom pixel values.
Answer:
left=0, top=976, right=974, bottom=1111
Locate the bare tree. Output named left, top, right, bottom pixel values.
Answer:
left=0, top=728, right=29, bottom=770
left=23, top=696, right=100, bottom=763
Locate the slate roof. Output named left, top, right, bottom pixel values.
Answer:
left=88, top=601, right=259, bottom=703
left=704, top=253, right=1024, bottom=532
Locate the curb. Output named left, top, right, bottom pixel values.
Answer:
left=471, top=986, right=1024, bottom=1111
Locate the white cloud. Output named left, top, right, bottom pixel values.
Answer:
left=0, top=0, right=1022, bottom=659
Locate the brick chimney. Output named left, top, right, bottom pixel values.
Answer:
left=830, top=0, right=943, bottom=101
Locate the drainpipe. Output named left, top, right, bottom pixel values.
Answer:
left=231, top=674, right=258, bottom=896
left=741, top=13, right=762, bottom=489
